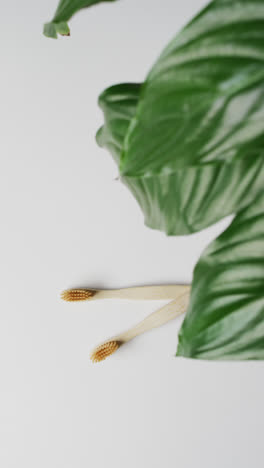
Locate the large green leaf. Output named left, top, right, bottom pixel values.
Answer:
left=44, top=0, right=118, bottom=38
left=122, top=0, right=264, bottom=175
left=98, top=83, right=264, bottom=234
left=177, top=191, right=264, bottom=360
left=97, top=0, right=264, bottom=234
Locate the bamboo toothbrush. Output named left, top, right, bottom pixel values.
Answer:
left=90, top=291, right=189, bottom=363
left=61, top=284, right=190, bottom=302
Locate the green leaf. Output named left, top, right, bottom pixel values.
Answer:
left=98, top=92, right=264, bottom=235
left=96, top=83, right=141, bottom=165
left=43, top=21, right=70, bottom=38
left=122, top=0, right=264, bottom=175
left=97, top=0, right=264, bottom=234
left=177, top=191, right=264, bottom=360
left=44, top=0, right=118, bottom=38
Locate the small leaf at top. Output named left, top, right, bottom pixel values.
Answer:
left=43, top=0, right=118, bottom=38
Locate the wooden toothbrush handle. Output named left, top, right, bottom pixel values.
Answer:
left=95, top=284, right=190, bottom=301
left=120, top=291, right=190, bottom=342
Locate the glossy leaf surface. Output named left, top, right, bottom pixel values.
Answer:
left=97, top=0, right=264, bottom=234
left=98, top=83, right=264, bottom=234
left=177, top=191, right=264, bottom=360
left=122, top=0, right=264, bottom=176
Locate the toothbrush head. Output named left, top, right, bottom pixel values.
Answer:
left=61, top=288, right=96, bottom=302
left=90, top=341, right=121, bottom=363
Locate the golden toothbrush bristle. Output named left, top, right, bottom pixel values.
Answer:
left=61, top=289, right=96, bottom=302
left=90, top=341, right=121, bottom=363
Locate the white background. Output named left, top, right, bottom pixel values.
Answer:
left=1, top=1, right=264, bottom=467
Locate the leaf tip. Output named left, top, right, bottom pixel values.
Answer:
left=43, top=21, right=70, bottom=39
left=43, top=22, right=58, bottom=39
